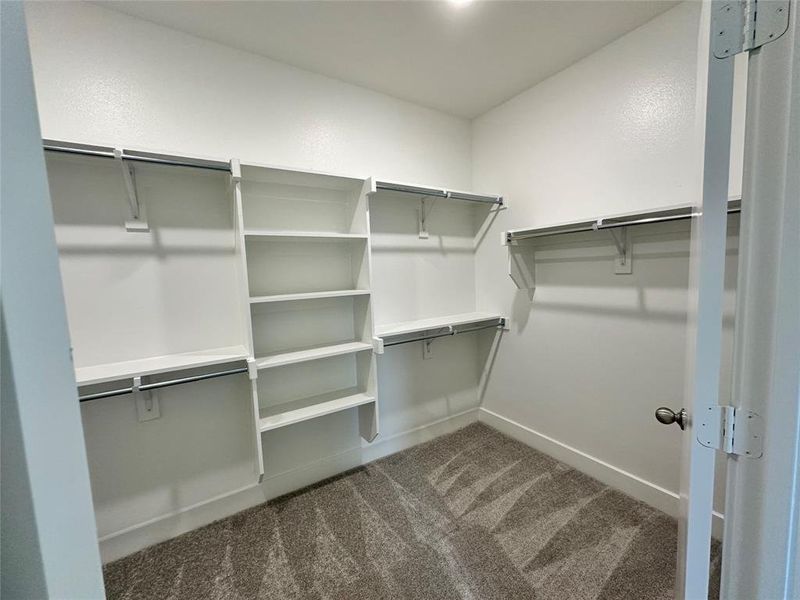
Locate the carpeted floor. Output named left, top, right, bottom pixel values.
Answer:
left=104, top=422, right=720, bottom=599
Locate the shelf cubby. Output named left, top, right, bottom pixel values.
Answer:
left=240, top=164, right=367, bottom=234
left=251, top=294, right=373, bottom=364
left=245, top=236, right=370, bottom=298
left=258, top=388, right=375, bottom=432
left=256, top=352, right=377, bottom=438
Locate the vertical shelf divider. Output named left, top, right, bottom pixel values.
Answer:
left=231, top=159, right=265, bottom=482
left=358, top=178, right=379, bottom=442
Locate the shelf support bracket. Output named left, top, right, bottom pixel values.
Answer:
left=421, top=325, right=453, bottom=359
left=419, top=196, right=430, bottom=239
left=595, top=220, right=632, bottom=274
left=504, top=232, right=536, bottom=298
left=132, top=376, right=160, bottom=422
left=115, top=149, right=148, bottom=232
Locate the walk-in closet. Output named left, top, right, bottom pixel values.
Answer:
left=3, top=1, right=799, bottom=599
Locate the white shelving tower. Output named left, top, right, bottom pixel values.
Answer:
left=231, top=161, right=379, bottom=480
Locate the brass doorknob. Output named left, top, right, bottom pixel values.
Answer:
left=655, top=407, right=686, bottom=430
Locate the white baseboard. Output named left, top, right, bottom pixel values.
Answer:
left=99, top=406, right=721, bottom=563
left=478, top=407, right=724, bottom=538
left=98, top=408, right=479, bottom=563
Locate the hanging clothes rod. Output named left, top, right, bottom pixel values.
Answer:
left=506, top=198, right=741, bottom=243
left=383, top=318, right=505, bottom=348
left=78, top=366, right=248, bottom=402
left=43, top=139, right=232, bottom=173
left=375, top=181, right=504, bottom=206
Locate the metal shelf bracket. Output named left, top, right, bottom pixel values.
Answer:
left=115, top=149, right=149, bottom=232
left=132, top=376, right=160, bottom=422
left=595, top=221, right=632, bottom=274
left=419, top=197, right=431, bottom=239
left=504, top=231, right=536, bottom=297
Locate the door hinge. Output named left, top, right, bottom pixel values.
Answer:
left=713, top=0, right=790, bottom=58
left=697, top=405, right=763, bottom=458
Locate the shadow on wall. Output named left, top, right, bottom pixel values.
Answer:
left=477, top=326, right=504, bottom=405
left=505, top=217, right=740, bottom=336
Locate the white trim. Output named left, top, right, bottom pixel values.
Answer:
left=97, top=405, right=719, bottom=563
left=98, top=408, right=479, bottom=563
left=478, top=408, right=724, bottom=538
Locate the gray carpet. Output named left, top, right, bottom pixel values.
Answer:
left=104, top=422, right=721, bottom=599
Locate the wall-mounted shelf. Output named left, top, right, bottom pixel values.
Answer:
left=505, top=197, right=741, bottom=243
left=374, top=312, right=505, bottom=353
left=504, top=197, right=742, bottom=291
left=259, top=389, right=375, bottom=432
left=254, top=341, right=373, bottom=370
left=249, top=289, right=371, bottom=304
left=372, top=180, right=503, bottom=206
left=377, top=312, right=505, bottom=337
left=75, top=345, right=249, bottom=386
left=369, top=178, right=503, bottom=239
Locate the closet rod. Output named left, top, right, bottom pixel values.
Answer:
left=375, top=181, right=503, bottom=206
left=507, top=202, right=741, bottom=242
left=78, top=366, right=248, bottom=403
left=43, top=140, right=232, bottom=173
left=383, top=319, right=505, bottom=348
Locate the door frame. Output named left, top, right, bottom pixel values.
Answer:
left=721, top=3, right=800, bottom=598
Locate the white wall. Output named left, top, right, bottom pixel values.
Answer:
left=24, top=1, right=471, bottom=189
left=473, top=2, right=744, bottom=522
left=25, top=0, right=481, bottom=562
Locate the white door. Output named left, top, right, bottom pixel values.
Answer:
left=667, top=1, right=736, bottom=598
left=1, top=2, right=105, bottom=597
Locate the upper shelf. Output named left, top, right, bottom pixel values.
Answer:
left=43, top=139, right=231, bottom=173
left=75, top=345, right=249, bottom=386
left=371, top=180, right=503, bottom=206
left=506, top=197, right=742, bottom=243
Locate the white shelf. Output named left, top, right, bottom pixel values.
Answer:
left=244, top=230, right=368, bottom=240
left=249, top=289, right=370, bottom=304
left=376, top=312, right=504, bottom=337
left=259, top=388, right=374, bottom=432
left=75, top=345, right=249, bottom=386
left=255, top=341, right=372, bottom=370
left=505, top=196, right=742, bottom=242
